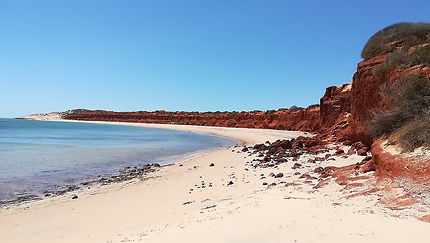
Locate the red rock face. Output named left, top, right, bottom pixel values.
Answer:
left=350, top=60, right=379, bottom=144
left=349, top=54, right=399, bottom=145
left=349, top=47, right=430, bottom=146
left=63, top=108, right=322, bottom=133
left=319, top=82, right=352, bottom=141
left=63, top=84, right=353, bottom=140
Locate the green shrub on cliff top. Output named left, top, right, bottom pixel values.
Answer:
left=361, top=22, right=430, bottom=60
left=289, top=105, right=304, bottom=112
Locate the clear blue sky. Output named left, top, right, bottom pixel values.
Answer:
left=1, top=0, right=430, bottom=118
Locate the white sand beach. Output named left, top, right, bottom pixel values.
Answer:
left=0, top=121, right=429, bottom=243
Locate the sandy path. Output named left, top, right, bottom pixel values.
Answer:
left=0, top=121, right=428, bottom=242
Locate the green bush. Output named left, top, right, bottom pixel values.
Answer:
left=367, top=111, right=408, bottom=138
left=289, top=105, right=304, bottom=112
left=307, top=104, right=319, bottom=109
left=371, top=50, right=407, bottom=76
left=361, top=22, right=430, bottom=60
left=408, top=44, right=430, bottom=67
left=371, top=44, right=430, bottom=77
left=368, top=75, right=430, bottom=149
left=392, top=117, right=430, bottom=151
left=393, top=76, right=430, bottom=122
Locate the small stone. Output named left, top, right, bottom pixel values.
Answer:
left=314, top=167, right=324, bottom=173
left=275, top=173, right=284, bottom=178
left=227, top=181, right=234, bottom=186
left=335, top=149, right=344, bottom=155
left=357, top=149, right=367, bottom=156
left=292, top=163, right=302, bottom=169
left=209, top=163, right=215, bottom=167
left=347, top=147, right=355, bottom=155
left=71, top=195, right=78, bottom=200
left=262, top=182, right=268, bottom=185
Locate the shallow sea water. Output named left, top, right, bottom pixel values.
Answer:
left=0, top=118, right=236, bottom=201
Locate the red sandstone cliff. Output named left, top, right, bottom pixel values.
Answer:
left=63, top=107, right=321, bottom=133
left=62, top=85, right=353, bottom=141
left=319, top=82, right=352, bottom=141
left=62, top=81, right=353, bottom=141
left=349, top=51, right=430, bottom=146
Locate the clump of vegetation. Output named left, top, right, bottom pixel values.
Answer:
left=371, top=44, right=430, bottom=78
left=361, top=22, right=430, bottom=60
left=408, top=44, right=430, bottom=67
left=307, top=104, right=319, bottom=109
left=368, top=75, right=430, bottom=151
left=289, top=105, right=304, bottom=112
left=391, top=117, right=430, bottom=151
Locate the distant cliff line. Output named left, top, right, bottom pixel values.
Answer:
left=24, top=81, right=351, bottom=144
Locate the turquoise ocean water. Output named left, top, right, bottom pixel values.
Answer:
left=0, top=118, right=236, bottom=201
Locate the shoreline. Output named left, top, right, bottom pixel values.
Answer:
left=23, top=117, right=307, bottom=145
left=1, top=119, right=429, bottom=242
left=0, top=118, right=242, bottom=207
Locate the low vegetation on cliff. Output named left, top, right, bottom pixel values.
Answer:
left=361, top=22, right=430, bottom=60
left=368, top=61, right=430, bottom=150
left=365, top=22, right=430, bottom=151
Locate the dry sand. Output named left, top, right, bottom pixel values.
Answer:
left=0, top=120, right=429, bottom=243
